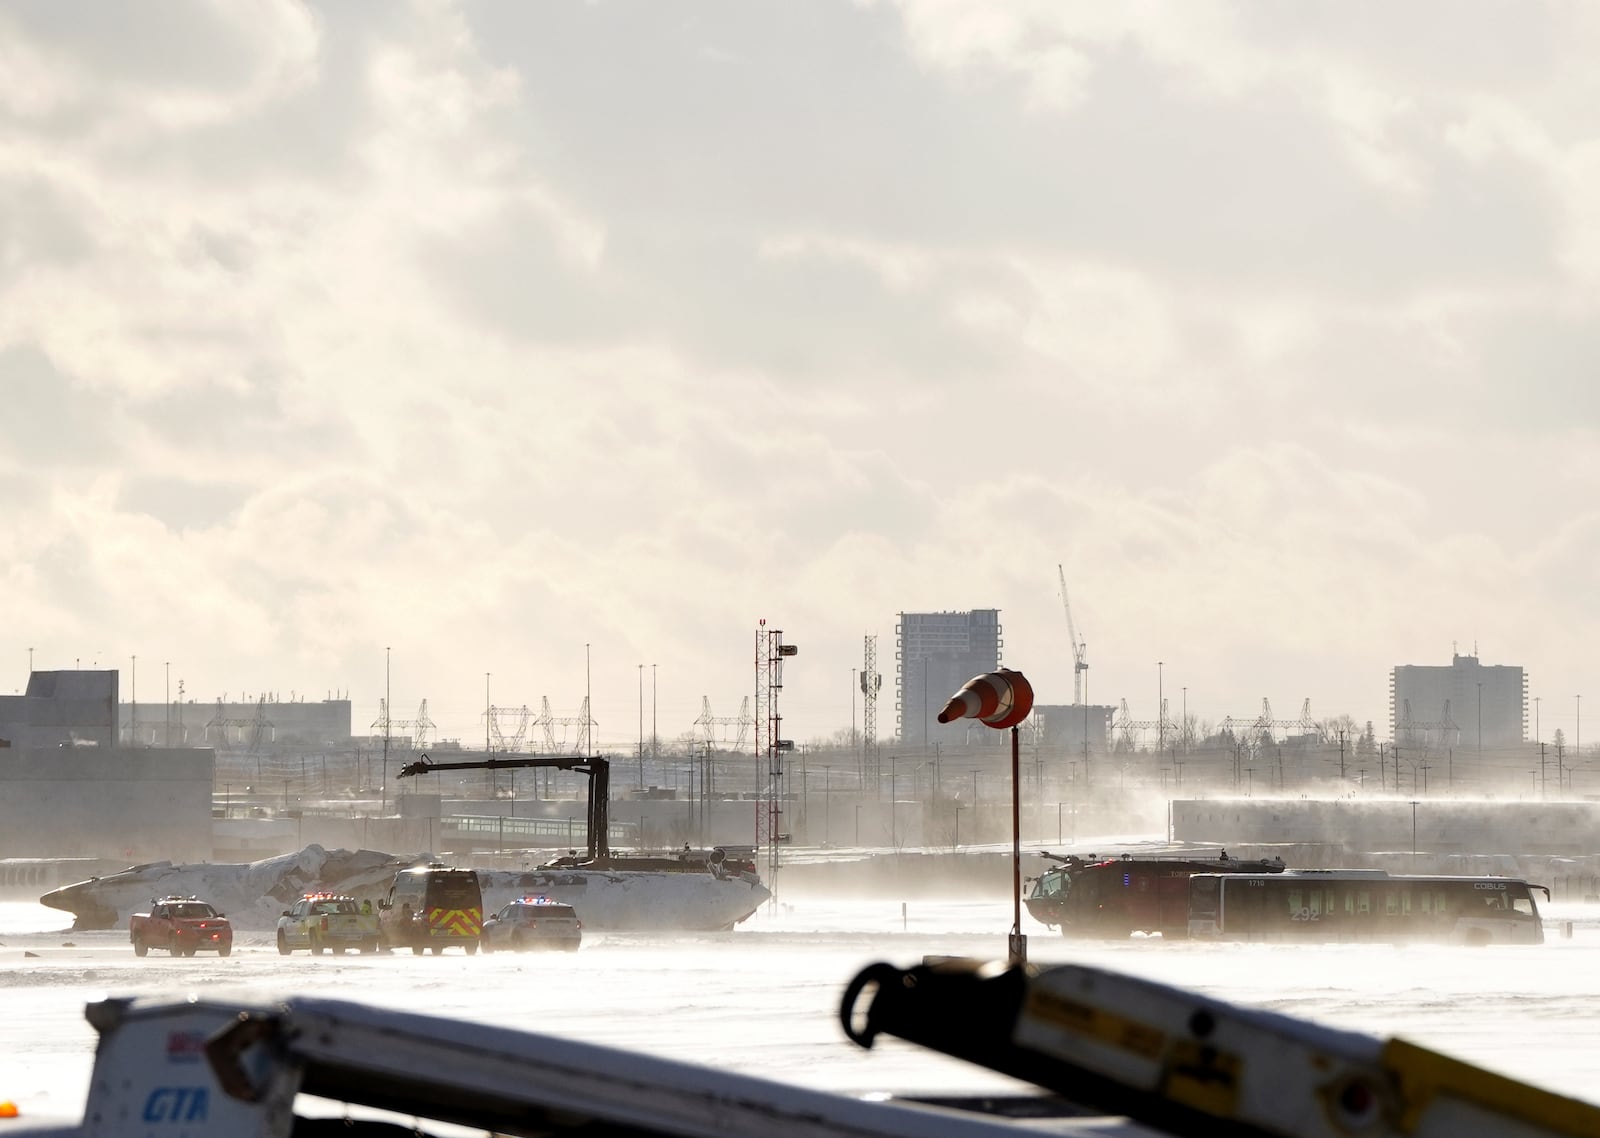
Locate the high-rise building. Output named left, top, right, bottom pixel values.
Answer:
left=1390, top=652, right=1526, bottom=751
left=895, top=609, right=1002, bottom=747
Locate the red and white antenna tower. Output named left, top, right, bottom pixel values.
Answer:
left=754, top=620, right=798, bottom=887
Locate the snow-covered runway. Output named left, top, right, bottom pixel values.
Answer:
left=5, top=897, right=1600, bottom=1124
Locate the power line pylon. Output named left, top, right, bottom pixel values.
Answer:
left=488, top=705, right=531, bottom=752
left=694, top=697, right=752, bottom=750
left=530, top=696, right=596, bottom=754
left=209, top=696, right=276, bottom=752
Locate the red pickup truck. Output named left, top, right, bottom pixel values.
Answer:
left=129, top=897, right=234, bottom=957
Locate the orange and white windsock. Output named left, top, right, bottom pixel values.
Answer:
left=936, top=668, right=1034, bottom=730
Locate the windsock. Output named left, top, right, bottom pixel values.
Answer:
left=936, top=668, right=1034, bottom=730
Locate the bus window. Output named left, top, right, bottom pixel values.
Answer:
left=1357, top=891, right=1370, bottom=915
left=1288, top=889, right=1304, bottom=916
left=1229, top=879, right=1269, bottom=933
left=1384, top=890, right=1399, bottom=916
left=1401, top=890, right=1412, bottom=915
left=1435, top=891, right=1448, bottom=914
left=1513, top=896, right=1534, bottom=915
left=1480, top=891, right=1508, bottom=911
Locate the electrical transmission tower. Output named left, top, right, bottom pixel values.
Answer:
left=371, top=700, right=436, bottom=749
left=487, top=705, right=532, bottom=752
left=693, top=696, right=752, bottom=750
left=529, top=696, right=596, bottom=755
left=209, top=696, right=276, bottom=753
left=1220, top=698, right=1327, bottom=748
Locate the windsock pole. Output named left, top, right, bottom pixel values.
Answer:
left=937, top=667, right=1034, bottom=965
left=1009, top=723, right=1023, bottom=965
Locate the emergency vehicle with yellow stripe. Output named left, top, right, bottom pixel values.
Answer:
left=377, top=863, right=483, bottom=955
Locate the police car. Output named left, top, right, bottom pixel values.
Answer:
left=480, top=897, right=582, bottom=952
left=277, top=892, right=381, bottom=955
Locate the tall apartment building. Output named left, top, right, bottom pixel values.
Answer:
left=896, top=609, right=1002, bottom=748
left=1390, top=652, right=1526, bottom=751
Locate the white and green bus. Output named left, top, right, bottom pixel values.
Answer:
left=1187, top=869, right=1547, bottom=945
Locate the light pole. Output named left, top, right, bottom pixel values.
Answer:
left=1409, top=799, right=1419, bottom=872
left=1157, top=661, right=1165, bottom=753
left=890, top=756, right=898, bottom=848
left=383, top=647, right=391, bottom=811
left=164, top=662, right=170, bottom=746
left=822, top=765, right=832, bottom=844
left=971, top=768, right=981, bottom=837
left=922, top=667, right=928, bottom=750
left=129, top=655, right=136, bottom=747
left=638, top=663, right=644, bottom=791
left=652, top=663, right=657, bottom=762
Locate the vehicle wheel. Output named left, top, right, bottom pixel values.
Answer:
left=430, top=945, right=443, bottom=955
left=277, top=931, right=291, bottom=956
left=182, top=945, right=196, bottom=957
left=465, top=941, right=478, bottom=956
left=411, top=944, right=423, bottom=956
left=311, top=936, right=325, bottom=956
left=132, top=936, right=147, bottom=957
left=481, top=936, right=495, bottom=954
left=168, top=936, right=180, bottom=956
left=361, top=940, right=377, bottom=955
left=512, top=931, right=525, bottom=952
left=219, top=945, right=232, bottom=958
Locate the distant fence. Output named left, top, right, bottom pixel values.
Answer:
left=440, top=815, right=634, bottom=849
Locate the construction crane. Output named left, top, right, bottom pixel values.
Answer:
left=1057, top=564, right=1088, bottom=705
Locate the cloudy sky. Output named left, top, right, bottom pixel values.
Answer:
left=4, top=0, right=1599, bottom=752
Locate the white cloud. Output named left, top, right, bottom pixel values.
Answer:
left=3, top=0, right=1600, bottom=747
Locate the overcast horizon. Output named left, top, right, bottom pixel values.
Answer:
left=5, top=1, right=1599, bottom=752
